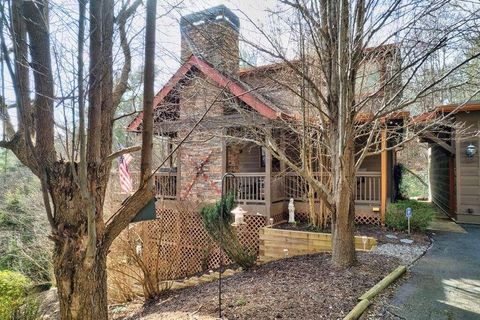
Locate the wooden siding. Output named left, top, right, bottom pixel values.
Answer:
left=430, top=144, right=451, bottom=214
left=359, top=151, right=394, bottom=203
left=359, top=154, right=381, bottom=171
left=238, top=145, right=263, bottom=172
left=455, top=112, right=480, bottom=221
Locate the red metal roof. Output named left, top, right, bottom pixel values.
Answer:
left=127, top=55, right=283, bottom=132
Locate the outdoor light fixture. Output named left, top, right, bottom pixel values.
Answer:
left=231, top=205, right=247, bottom=226
left=362, top=236, right=368, bottom=251
left=466, top=143, right=477, bottom=158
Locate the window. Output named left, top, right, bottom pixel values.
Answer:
left=260, top=147, right=266, bottom=168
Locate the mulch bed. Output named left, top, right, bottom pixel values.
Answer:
left=120, top=252, right=400, bottom=320
left=274, top=223, right=431, bottom=246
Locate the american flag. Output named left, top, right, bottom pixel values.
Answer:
left=118, top=151, right=133, bottom=194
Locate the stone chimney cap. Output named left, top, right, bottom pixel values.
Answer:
left=180, top=5, right=240, bottom=32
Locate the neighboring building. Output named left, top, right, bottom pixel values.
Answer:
left=419, top=102, right=480, bottom=224
left=128, top=5, right=405, bottom=225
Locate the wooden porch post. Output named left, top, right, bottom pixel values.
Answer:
left=380, top=128, right=387, bottom=225
left=221, top=136, right=227, bottom=176
left=176, top=146, right=182, bottom=200
left=265, top=147, right=272, bottom=218
left=280, top=131, right=286, bottom=172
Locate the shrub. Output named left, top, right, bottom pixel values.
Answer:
left=201, top=193, right=256, bottom=269
left=0, top=189, right=52, bottom=283
left=0, top=270, right=40, bottom=320
left=386, top=200, right=436, bottom=232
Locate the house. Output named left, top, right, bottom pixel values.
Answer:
left=418, top=102, right=480, bottom=224
left=128, top=5, right=406, bottom=226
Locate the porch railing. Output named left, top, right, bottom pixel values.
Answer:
left=284, top=172, right=327, bottom=200
left=154, top=172, right=177, bottom=200
left=284, top=171, right=381, bottom=204
left=225, top=173, right=266, bottom=203
left=355, top=171, right=381, bottom=204
left=153, top=170, right=381, bottom=204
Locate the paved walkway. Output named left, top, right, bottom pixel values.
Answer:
left=427, top=212, right=467, bottom=234
left=387, top=224, right=480, bottom=319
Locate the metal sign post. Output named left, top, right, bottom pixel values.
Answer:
left=405, top=207, right=412, bottom=235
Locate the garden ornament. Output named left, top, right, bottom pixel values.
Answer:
left=231, top=205, right=247, bottom=226
left=288, top=198, right=295, bottom=223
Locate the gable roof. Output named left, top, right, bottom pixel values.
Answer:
left=127, top=55, right=285, bottom=132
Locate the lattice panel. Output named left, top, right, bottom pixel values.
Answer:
left=296, top=211, right=310, bottom=223
left=141, top=207, right=266, bottom=281
left=297, top=210, right=380, bottom=225
left=355, top=214, right=381, bottom=225
left=271, top=212, right=286, bottom=224
left=236, top=215, right=267, bottom=256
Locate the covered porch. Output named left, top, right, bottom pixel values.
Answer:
left=223, top=170, right=383, bottom=224
left=153, top=135, right=391, bottom=225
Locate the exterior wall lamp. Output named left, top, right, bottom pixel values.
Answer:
left=466, top=143, right=477, bottom=158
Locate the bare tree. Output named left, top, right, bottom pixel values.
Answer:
left=221, top=0, right=480, bottom=267
left=0, top=0, right=158, bottom=318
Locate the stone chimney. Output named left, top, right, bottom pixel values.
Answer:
left=180, top=5, right=240, bottom=75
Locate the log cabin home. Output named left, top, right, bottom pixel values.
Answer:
left=417, top=102, right=480, bottom=224
left=127, top=5, right=407, bottom=226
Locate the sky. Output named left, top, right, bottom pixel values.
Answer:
left=0, top=0, right=286, bottom=103
left=143, top=0, right=288, bottom=85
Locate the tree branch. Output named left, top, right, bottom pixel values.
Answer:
left=112, top=0, right=142, bottom=110
left=106, top=145, right=142, bottom=162
left=103, top=82, right=230, bottom=250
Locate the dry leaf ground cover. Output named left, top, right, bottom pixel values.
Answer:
left=119, top=252, right=400, bottom=320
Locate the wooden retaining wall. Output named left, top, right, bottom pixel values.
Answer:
left=259, top=227, right=377, bottom=262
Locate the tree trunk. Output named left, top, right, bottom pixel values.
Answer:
left=3, top=1, right=151, bottom=319
left=331, top=137, right=356, bottom=268
left=140, top=0, right=157, bottom=187
left=53, top=246, right=108, bottom=320
left=48, top=162, right=109, bottom=320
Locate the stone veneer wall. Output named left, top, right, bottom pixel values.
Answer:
left=179, top=136, right=223, bottom=201
left=177, top=74, right=226, bottom=202
left=180, top=15, right=239, bottom=75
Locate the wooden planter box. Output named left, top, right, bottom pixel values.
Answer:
left=259, top=227, right=377, bottom=262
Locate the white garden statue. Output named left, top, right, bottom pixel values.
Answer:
left=288, top=198, right=295, bottom=223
